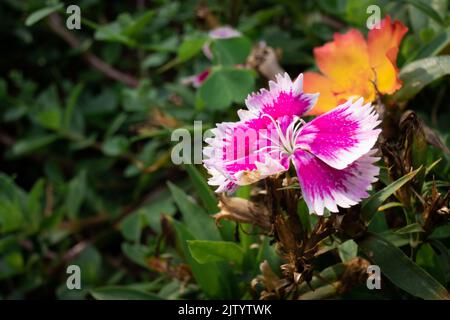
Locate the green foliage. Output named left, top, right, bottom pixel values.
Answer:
left=361, top=166, right=422, bottom=222
left=25, top=3, right=64, bottom=27
left=337, top=240, right=358, bottom=262
left=211, top=37, right=252, bottom=66
left=90, top=286, right=162, bottom=300
left=184, top=164, right=218, bottom=214
left=188, top=240, right=245, bottom=265
left=359, top=234, right=450, bottom=300
left=177, top=36, right=208, bottom=63
left=395, top=56, right=450, bottom=101
left=94, top=11, right=156, bottom=47
left=197, top=68, right=255, bottom=110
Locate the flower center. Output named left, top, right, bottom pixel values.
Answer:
left=259, top=114, right=305, bottom=157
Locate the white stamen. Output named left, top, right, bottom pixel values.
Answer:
left=259, top=114, right=306, bottom=157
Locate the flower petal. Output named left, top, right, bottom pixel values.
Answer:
left=209, top=26, right=242, bottom=39
left=293, top=149, right=380, bottom=215
left=296, top=98, right=381, bottom=170
left=368, top=16, right=408, bottom=94
left=243, top=73, right=318, bottom=120
left=182, top=69, right=210, bottom=88
left=203, top=120, right=289, bottom=192
left=313, top=29, right=376, bottom=103
left=303, top=72, right=339, bottom=115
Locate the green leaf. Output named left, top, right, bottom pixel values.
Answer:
left=416, top=243, right=446, bottom=285
left=184, top=164, right=218, bottom=214
left=358, top=233, right=450, bottom=300
left=361, top=166, right=422, bottom=222
left=344, top=0, right=383, bottom=26
left=188, top=240, right=244, bottom=265
left=297, top=200, right=312, bottom=235
left=102, top=136, right=130, bottom=156
left=26, top=179, right=45, bottom=229
left=121, top=243, right=149, bottom=269
left=73, top=246, right=102, bottom=285
left=394, top=56, right=450, bottom=101
left=90, top=286, right=161, bottom=300
left=122, top=10, right=155, bottom=37
left=0, top=199, right=24, bottom=233
left=368, top=208, right=389, bottom=233
left=197, top=68, right=255, bottom=110
left=337, top=240, right=358, bottom=262
left=167, top=182, right=220, bottom=241
left=235, top=185, right=251, bottom=199
left=177, top=36, right=207, bottom=63
left=400, top=0, right=445, bottom=26
left=0, top=251, right=24, bottom=280
left=105, top=113, right=127, bottom=138
left=12, top=134, right=60, bottom=156
left=411, top=28, right=450, bottom=61
left=121, top=212, right=142, bottom=243
left=142, top=53, right=168, bottom=68
left=36, top=108, right=61, bottom=130
left=25, top=4, right=64, bottom=27
left=377, top=202, right=404, bottom=211
left=66, top=170, right=87, bottom=219
left=95, top=28, right=131, bottom=46
left=172, top=220, right=235, bottom=299
left=238, top=6, right=284, bottom=32
left=64, top=83, right=84, bottom=131
left=297, top=262, right=347, bottom=298
left=430, top=225, right=450, bottom=239
left=93, top=12, right=154, bottom=46
left=429, top=239, right=450, bottom=281
left=394, top=223, right=424, bottom=234
left=425, top=158, right=442, bottom=176
left=379, top=230, right=410, bottom=247
left=137, top=198, right=176, bottom=234
left=211, top=37, right=252, bottom=66
left=83, top=88, right=118, bottom=115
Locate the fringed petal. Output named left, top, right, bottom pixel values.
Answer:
left=296, top=98, right=381, bottom=170
left=293, top=149, right=380, bottom=215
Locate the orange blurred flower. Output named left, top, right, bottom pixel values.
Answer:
left=304, top=16, right=408, bottom=115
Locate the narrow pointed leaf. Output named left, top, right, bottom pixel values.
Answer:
left=184, top=164, right=218, bottom=214
left=362, top=166, right=422, bottom=222
left=358, top=233, right=450, bottom=300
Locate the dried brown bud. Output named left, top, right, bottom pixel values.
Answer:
left=213, top=195, right=272, bottom=231
left=422, top=182, right=450, bottom=232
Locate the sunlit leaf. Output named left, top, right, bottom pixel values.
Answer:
left=394, top=56, right=450, bottom=101
left=361, top=167, right=422, bottom=222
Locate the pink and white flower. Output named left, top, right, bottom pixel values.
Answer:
left=203, top=73, right=381, bottom=215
